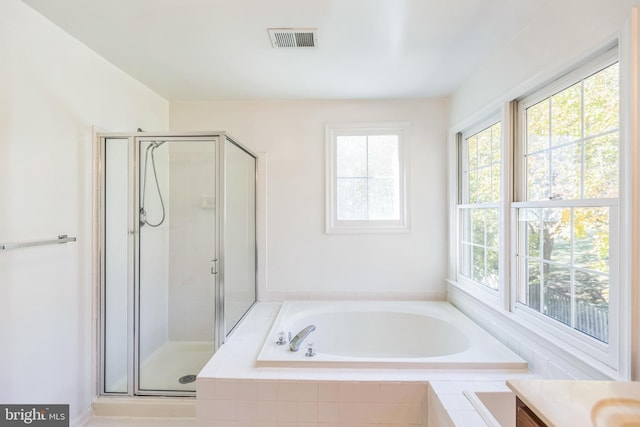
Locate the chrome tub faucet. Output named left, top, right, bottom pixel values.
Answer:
left=289, top=324, right=316, bottom=352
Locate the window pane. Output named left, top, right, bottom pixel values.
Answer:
left=575, top=270, right=609, bottom=343
left=486, top=249, right=499, bottom=290
left=460, top=242, right=473, bottom=278
left=485, top=208, right=499, bottom=249
left=368, top=135, right=398, bottom=177
left=477, top=128, right=492, bottom=167
left=336, top=136, right=366, bottom=177
left=473, top=246, right=485, bottom=283
left=521, top=208, right=541, bottom=257
left=491, top=122, right=502, bottom=164
left=459, top=208, right=471, bottom=243
left=526, top=152, right=550, bottom=200
left=471, top=209, right=485, bottom=245
left=463, top=122, right=501, bottom=206
left=551, top=82, right=582, bottom=146
left=467, top=135, right=478, bottom=170
left=551, top=143, right=581, bottom=200
left=544, top=264, right=571, bottom=326
left=543, top=208, right=571, bottom=265
left=574, top=207, right=609, bottom=273
left=368, top=177, right=398, bottom=220
left=525, top=260, right=541, bottom=311
left=527, top=99, right=550, bottom=153
left=476, top=166, right=492, bottom=203
left=584, top=134, right=618, bottom=198
left=467, top=169, right=478, bottom=204
left=584, top=63, right=619, bottom=137
left=337, top=178, right=367, bottom=220
left=491, top=164, right=501, bottom=203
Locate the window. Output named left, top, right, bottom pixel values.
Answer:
left=326, top=123, right=409, bottom=233
left=452, top=47, right=622, bottom=371
left=458, top=122, right=502, bottom=290
left=515, top=57, right=619, bottom=345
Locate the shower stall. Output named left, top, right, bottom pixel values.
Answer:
left=98, top=132, right=257, bottom=396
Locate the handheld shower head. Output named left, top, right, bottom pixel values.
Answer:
left=140, top=141, right=167, bottom=228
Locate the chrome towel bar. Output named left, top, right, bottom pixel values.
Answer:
left=0, top=234, right=77, bottom=251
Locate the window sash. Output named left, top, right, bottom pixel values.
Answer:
left=457, top=205, right=500, bottom=291
left=513, top=203, right=616, bottom=345
left=515, top=48, right=619, bottom=202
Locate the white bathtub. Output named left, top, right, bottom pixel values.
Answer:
left=256, top=301, right=527, bottom=369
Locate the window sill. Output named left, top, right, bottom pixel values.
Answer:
left=446, top=279, right=627, bottom=381
left=325, top=224, right=410, bottom=234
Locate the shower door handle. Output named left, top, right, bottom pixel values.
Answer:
left=210, top=259, right=218, bottom=275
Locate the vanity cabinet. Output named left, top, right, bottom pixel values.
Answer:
left=516, top=397, right=548, bottom=427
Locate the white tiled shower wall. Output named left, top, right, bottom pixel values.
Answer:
left=196, top=379, right=427, bottom=426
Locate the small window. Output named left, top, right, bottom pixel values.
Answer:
left=326, top=123, right=409, bottom=233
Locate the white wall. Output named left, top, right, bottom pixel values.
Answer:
left=0, top=0, right=168, bottom=423
left=171, top=99, right=448, bottom=300
left=450, top=0, right=640, bottom=124
left=448, top=1, right=640, bottom=380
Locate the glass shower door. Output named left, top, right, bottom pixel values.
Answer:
left=222, top=137, right=257, bottom=336
left=100, top=132, right=257, bottom=397
left=137, top=138, right=217, bottom=394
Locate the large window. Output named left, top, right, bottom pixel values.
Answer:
left=458, top=122, right=502, bottom=290
left=326, top=123, right=409, bottom=233
left=515, top=57, right=619, bottom=344
left=453, top=48, right=621, bottom=369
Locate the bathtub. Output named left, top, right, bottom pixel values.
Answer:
left=256, top=301, right=527, bottom=369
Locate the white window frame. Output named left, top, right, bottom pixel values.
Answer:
left=325, top=122, right=410, bottom=234
left=448, top=41, right=631, bottom=378
left=456, top=116, right=505, bottom=306
left=512, top=49, right=620, bottom=369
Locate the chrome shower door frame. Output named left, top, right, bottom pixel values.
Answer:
left=97, top=131, right=257, bottom=398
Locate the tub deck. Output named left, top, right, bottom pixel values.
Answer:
left=196, top=302, right=534, bottom=427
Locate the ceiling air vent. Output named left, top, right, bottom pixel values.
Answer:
left=268, top=28, right=318, bottom=48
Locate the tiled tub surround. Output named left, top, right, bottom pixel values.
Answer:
left=196, top=303, right=533, bottom=426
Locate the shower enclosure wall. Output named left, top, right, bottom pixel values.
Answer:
left=99, top=132, right=257, bottom=396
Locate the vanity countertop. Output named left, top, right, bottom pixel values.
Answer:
left=507, top=379, right=640, bottom=427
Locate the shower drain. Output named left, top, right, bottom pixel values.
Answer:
left=178, top=374, right=197, bottom=384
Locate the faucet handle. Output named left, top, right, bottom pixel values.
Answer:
left=305, top=342, right=316, bottom=357
left=276, top=331, right=287, bottom=345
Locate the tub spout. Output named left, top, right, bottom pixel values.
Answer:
left=289, top=324, right=316, bottom=352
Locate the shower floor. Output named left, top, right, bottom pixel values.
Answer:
left=139, top=341, right=214, bottom=392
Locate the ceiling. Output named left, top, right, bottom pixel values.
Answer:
left=22, top=0, right=551, bottom=101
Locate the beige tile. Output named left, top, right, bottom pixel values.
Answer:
left=318, top=382, right=339, bottom=402
left=85, top=416, right=196, bottom=427
left=297, top=401, right=318, bottom=423
left=275, top=401, right=297, bottom=423
left=298, top=381, right=318, bottom=402
left=276, top=381, right=299, bottom=401
left=256, top=380, right=277, bottom=401
left=317, top=402, right=339, bottom=424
